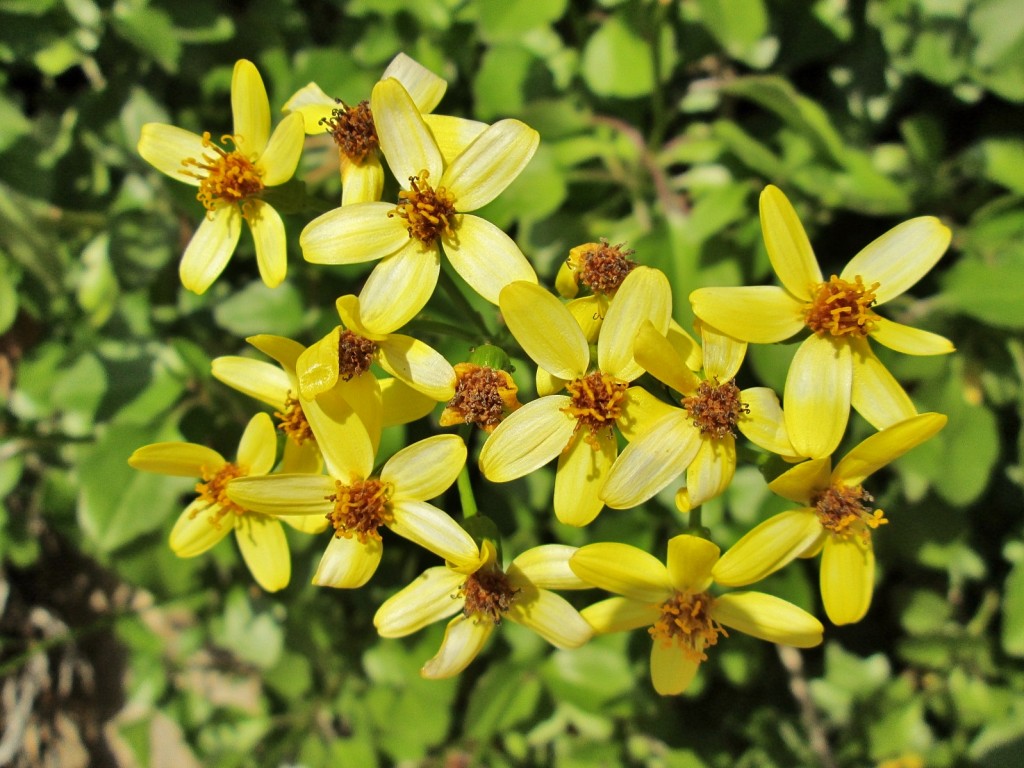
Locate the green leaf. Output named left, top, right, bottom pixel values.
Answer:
left=540, top=636, right=634, bottom=710
left=1002, top=543, right=1024, bottom=657
left=977, top=138, right=1024, bottom=195
left=76, top=234, right=119, bottom=328
left=464, top=662, right=542, bottom=741
left=0, top=94, right=32, bottom=154
left=111, top=4, right=182, bottom=73
left=696, top=0, right=777, bottom=68
left=0, top=252, right=18, bottom=334
left=478, top=0, right=568, bottom=42
left=473, top=44, right=534, bottom=120
left=213, top=280, right=306, bottom=338
left=211, top=587, right=284, bottom=669
left=581, top=14, right=668, bottom=99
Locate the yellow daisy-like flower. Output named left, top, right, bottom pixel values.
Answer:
left=284, top=53, right=486, bottom=206
left=713, top=412, right=947, bottom=625
left=571, top=534, right=824, bottom=696
left=479, top=267, right=676, bottom=527
left=127, top=413, right=296, bottom=592
left=300, top=77, right=539, bottom=333
left=138, top=59, right=305, bottom=293
left=374, top=540, right=592, bottom=679
left=227, top=427, right=479, bottom=589
left=690, top=185, right=954, bottom=459
left=602, top=321, right=796, bottom=512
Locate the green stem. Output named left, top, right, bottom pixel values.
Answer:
left=405, top=319, right=483, bottom=344
left=686, top=505, right=703, bottom=535
left=438, top=262, right=491, bottom=338
left=648, top=1, right=670, bottom=149
left=456, top=425, right=479, bottom=519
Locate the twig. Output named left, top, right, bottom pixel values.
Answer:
left=777, top=644, right=837, bottom=768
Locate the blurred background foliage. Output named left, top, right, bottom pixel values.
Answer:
left=1, top=0, right=1022, bottom=766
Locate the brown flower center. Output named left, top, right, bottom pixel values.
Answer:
left=338, top=330, right=378, bottom=380
left=324, top=478, right=393, bottom=542
left=193, top=462, right=246, bottom=528
left=274, top=393, right=315, bottom=445
left=804, top=274, right=880, bottom=338
left=812, top=484, right=888, bottom=541
left=649, top=591, right=727, bottom=663
left=570, top=239, right=637, bottom=296
left=681, top=378, right=748, bottom=439
left=440, top=363, right=521, bottom=432
left=561, top=371, right=628, bottom=446
left=320, top=99, right=378, bottom=163
left=388, top=169, right=458, bottom=245
left=460, top=566, right=519, bottom=625
left=181, top=132, right=264, bottom=218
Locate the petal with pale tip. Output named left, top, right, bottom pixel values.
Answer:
left=231, top=59, right=271, bottom=157
left=169, top=500, right=234, bottom=557
left=226, top=474, right=337, bottom=516
left=137, top=123, right=206, bottom=184
left=382, top=434, right=466, bottom=502
left=388, top=499, right=480, bottom=566
left=180, top=205, right=241, bottom=295
left=443, top=214, right=537, bottom=304
left=235, top=513, right=290, bottom=592
left=358, top=241, right=440, bottom=333
left=248, top=199, right=287, bottom=288
left=376, top=334, right=456, bottom=402
left=506, top=587, right=592, bottom=649
left=478, top=396, right=576, bottom=482
left=499, top=281, right=588, bottom=380
left=211, top=356, right=289, bottom=409
left=236, top=412, right=277, bottom=476
left=301, top=202, right=408, bottom=265
left=784, top=334, right=851, bottom=460
left=759, top=184, right=822, bottom=300
left=553, top=429, right=616, bottom=527
left=129, top=442, right=224, bottom=477
left=570, top=543, right=673, bottom=603
left=713, top=510, right=824, bottom=587
left=712, top=592, right=823, bottom=647
left=371, top=78, right=442, bottom=184
left=313, top=534, right=382, bottom=589
left=508, top=545, right=588, bottom=590
left=374, top=566, right=466, bottom=638
left=850, top=336, right=918, bottom=431
left=421, top=614, right=494, bottom=679
left=442, top=119, right=539, bottom=211
left=690, top=286, right=805, bottom=344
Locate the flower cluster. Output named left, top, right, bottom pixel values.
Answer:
left=131, top=55, right=953, bottom=695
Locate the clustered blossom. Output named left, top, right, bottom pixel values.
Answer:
left=131, top=54, right=953, bottom=694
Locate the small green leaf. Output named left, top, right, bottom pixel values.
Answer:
left=213, top=280, right=306, bottom=338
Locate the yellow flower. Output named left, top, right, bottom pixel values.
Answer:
left=300, top=77, right=539, bottom=332
left=127, top=413, right=295, bottom=592
left=602, top=321, right=797, bottom=512
left=478, top=267, right=677, bottom=526
left=713, top=412, right=947, bottom=625
left=571, top=534, right=824, bottom=696
left=138, top=60, right=305, bottom=293
left=374, top=540, right=592, bottom=679
left=438, top=362, right=521, bottom=433
left=227, top=427, right=479, bottom=589
left=284, top=53, right=486, bottom=206
left=690, top=185, right=953, bottom=458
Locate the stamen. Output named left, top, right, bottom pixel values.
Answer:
left=274, top=393, right=315, bottom=445
left=568, top=239, right=637, bottom=296
left=320, top=100, right=378, bottom=163
left=681, top=378, right=748, bottom=439
left=193, top=462, right=246, bottom=528
left=460, top=566, right=519, bottom=625
left=649, top=591, right=727, bottom=663
left=324, top=478, right=393, bottom=542
left=812, top=484, right=888, bottom=541
left=181, top=132, right=264, bottom=218
left=338, top=330, right=378, bottom=380
left=439, top=363, right=521, bottom=432
left=804, top=275, right=880, bottom=338
left=387, top=170, right=458, bottom=245
left=561, top=371, right=628, bottom=447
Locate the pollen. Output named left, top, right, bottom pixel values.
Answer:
left=562, top=371, right=628, bottom=446
left=568, top=239, right=637, bottom=296
left=649, top=591, right=727, bottom=663
left=804, top=274, right=880, bottom=338
left=274, top=393, right=315, bottom=445
left=324, top=478, right=393, bottom=542
left=193, top=462, right=247, bottom=528
left=181, top=132, right=264, bottom=217
left=388, top=170, right=458, bottom=245
left=812, top=483, right=888, bottom=541
left=681, top=378, right=748, bottom=439
left=460, top=566, right=519, bottom=625
left=338, top=330, right=378, bottom=380
left=439, top=363, right=521, bottom=432
left=320, top=100, right=378, bottom=163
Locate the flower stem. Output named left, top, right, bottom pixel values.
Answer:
left=438, top=262, right=491, bottom=338
left=457, top=425, right=479, bottom=519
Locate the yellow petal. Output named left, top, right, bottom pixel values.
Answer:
left=690, top=286, right=805, bottom=343
left=499, top=282, right=588, bottom=380
left=478, top=396, right=576, bottom=482
left=313, top=534, right=382, bottom=589
left=832, top=412, right=947, bottom=487
left=768, top=457, right=831, bottom=504
left=380, top=377, right=439, bottom=426
left=668, top=319, right=703, bottom=371
left=651, top=637, right=701, bottom=696
left=712, top=510, right=824, bottom=587
left=616, top=385, right=680, bottom=441
left=137, top=123, right=205, bottom=184
left=849, top=336, right=918, bottom=430
left=870, top=316, right=955, bottom=356
left=821, top=534, right=874, bottom=625
left=382, top=52, right=447, bottom=113
left=247, top=200, right=287, bottom=288
left=303, top=389, right=376, bottom=481
left=535, top=367, right=568, bottom=398
left=389, top=499, right=480, bottom=565
left=129, top=442, right=224, bottom=477
left=506, top=587, right=592, bottom=648
left=383, top=434, right=466, bottom=502
left=227, top=473, right=336, bottom=514
left=376, top=334, right=456, bottom=401
left=234, top=513, right=290, bottom=592
left=281, top=82, right=335, bottom=133
left=280, top=512, right=329, bottom=535
left=553, top=429, right=615, bottom=527
left=334, top=373, right=383, bottom=451
left=840, top=216, right=951, bottom=306
left=759, top=184, right=821, bottom=300
left=682, top=435, right=735, bottom=511
left=247, top=333, right=304, bottom=373
left=443, top=119, right=539, bottom=211
left=443, top=215, right=537, bottom=304
left=296, top=326, right=341, bottom=400
left=566, top=295, right=605, bottom=344
left=180, top=206, right=241, bottom=294
left=341, top=156, right=385, bottom=205
left=712, top=592, right=823, bottom=647
left=374, top=566, right=466, bottom=637
left=569, top=543, right=673, bottom=603
left=359, top=241, right=440, bottom=332
left=665, top=534, right=719, bottom=594
left=600, top=410, right=701, bottom=509
left=423, top=114, right=487, bottom=165
left=508, top=545, right=589, bottom=590
left=633, top=321, right=700, bottom=394
left=598, top=267, right=672, bottom=381
left=581, top=596, right=661, bottom=634
left=699, top=323, right=747, bottom=382
left=236, top=412, right=277, bottom=475
left=421, top=614, right=493, bottom=679
left=231, top=59, right=270, bottom=157
left=737, top=387, right=797, bottom=457
left=211, top=356, right=289, bottom=409
left=301, top=202, right=407, bottom=265
left=258, top=112, right=304, bottom=186
left=169, top=500, right=233, bottom=556
left=371, top=77, right=442, bottom=184
left=281, top=440, right=323, bottom=475
left=784, top=334, right=852, bottom=459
